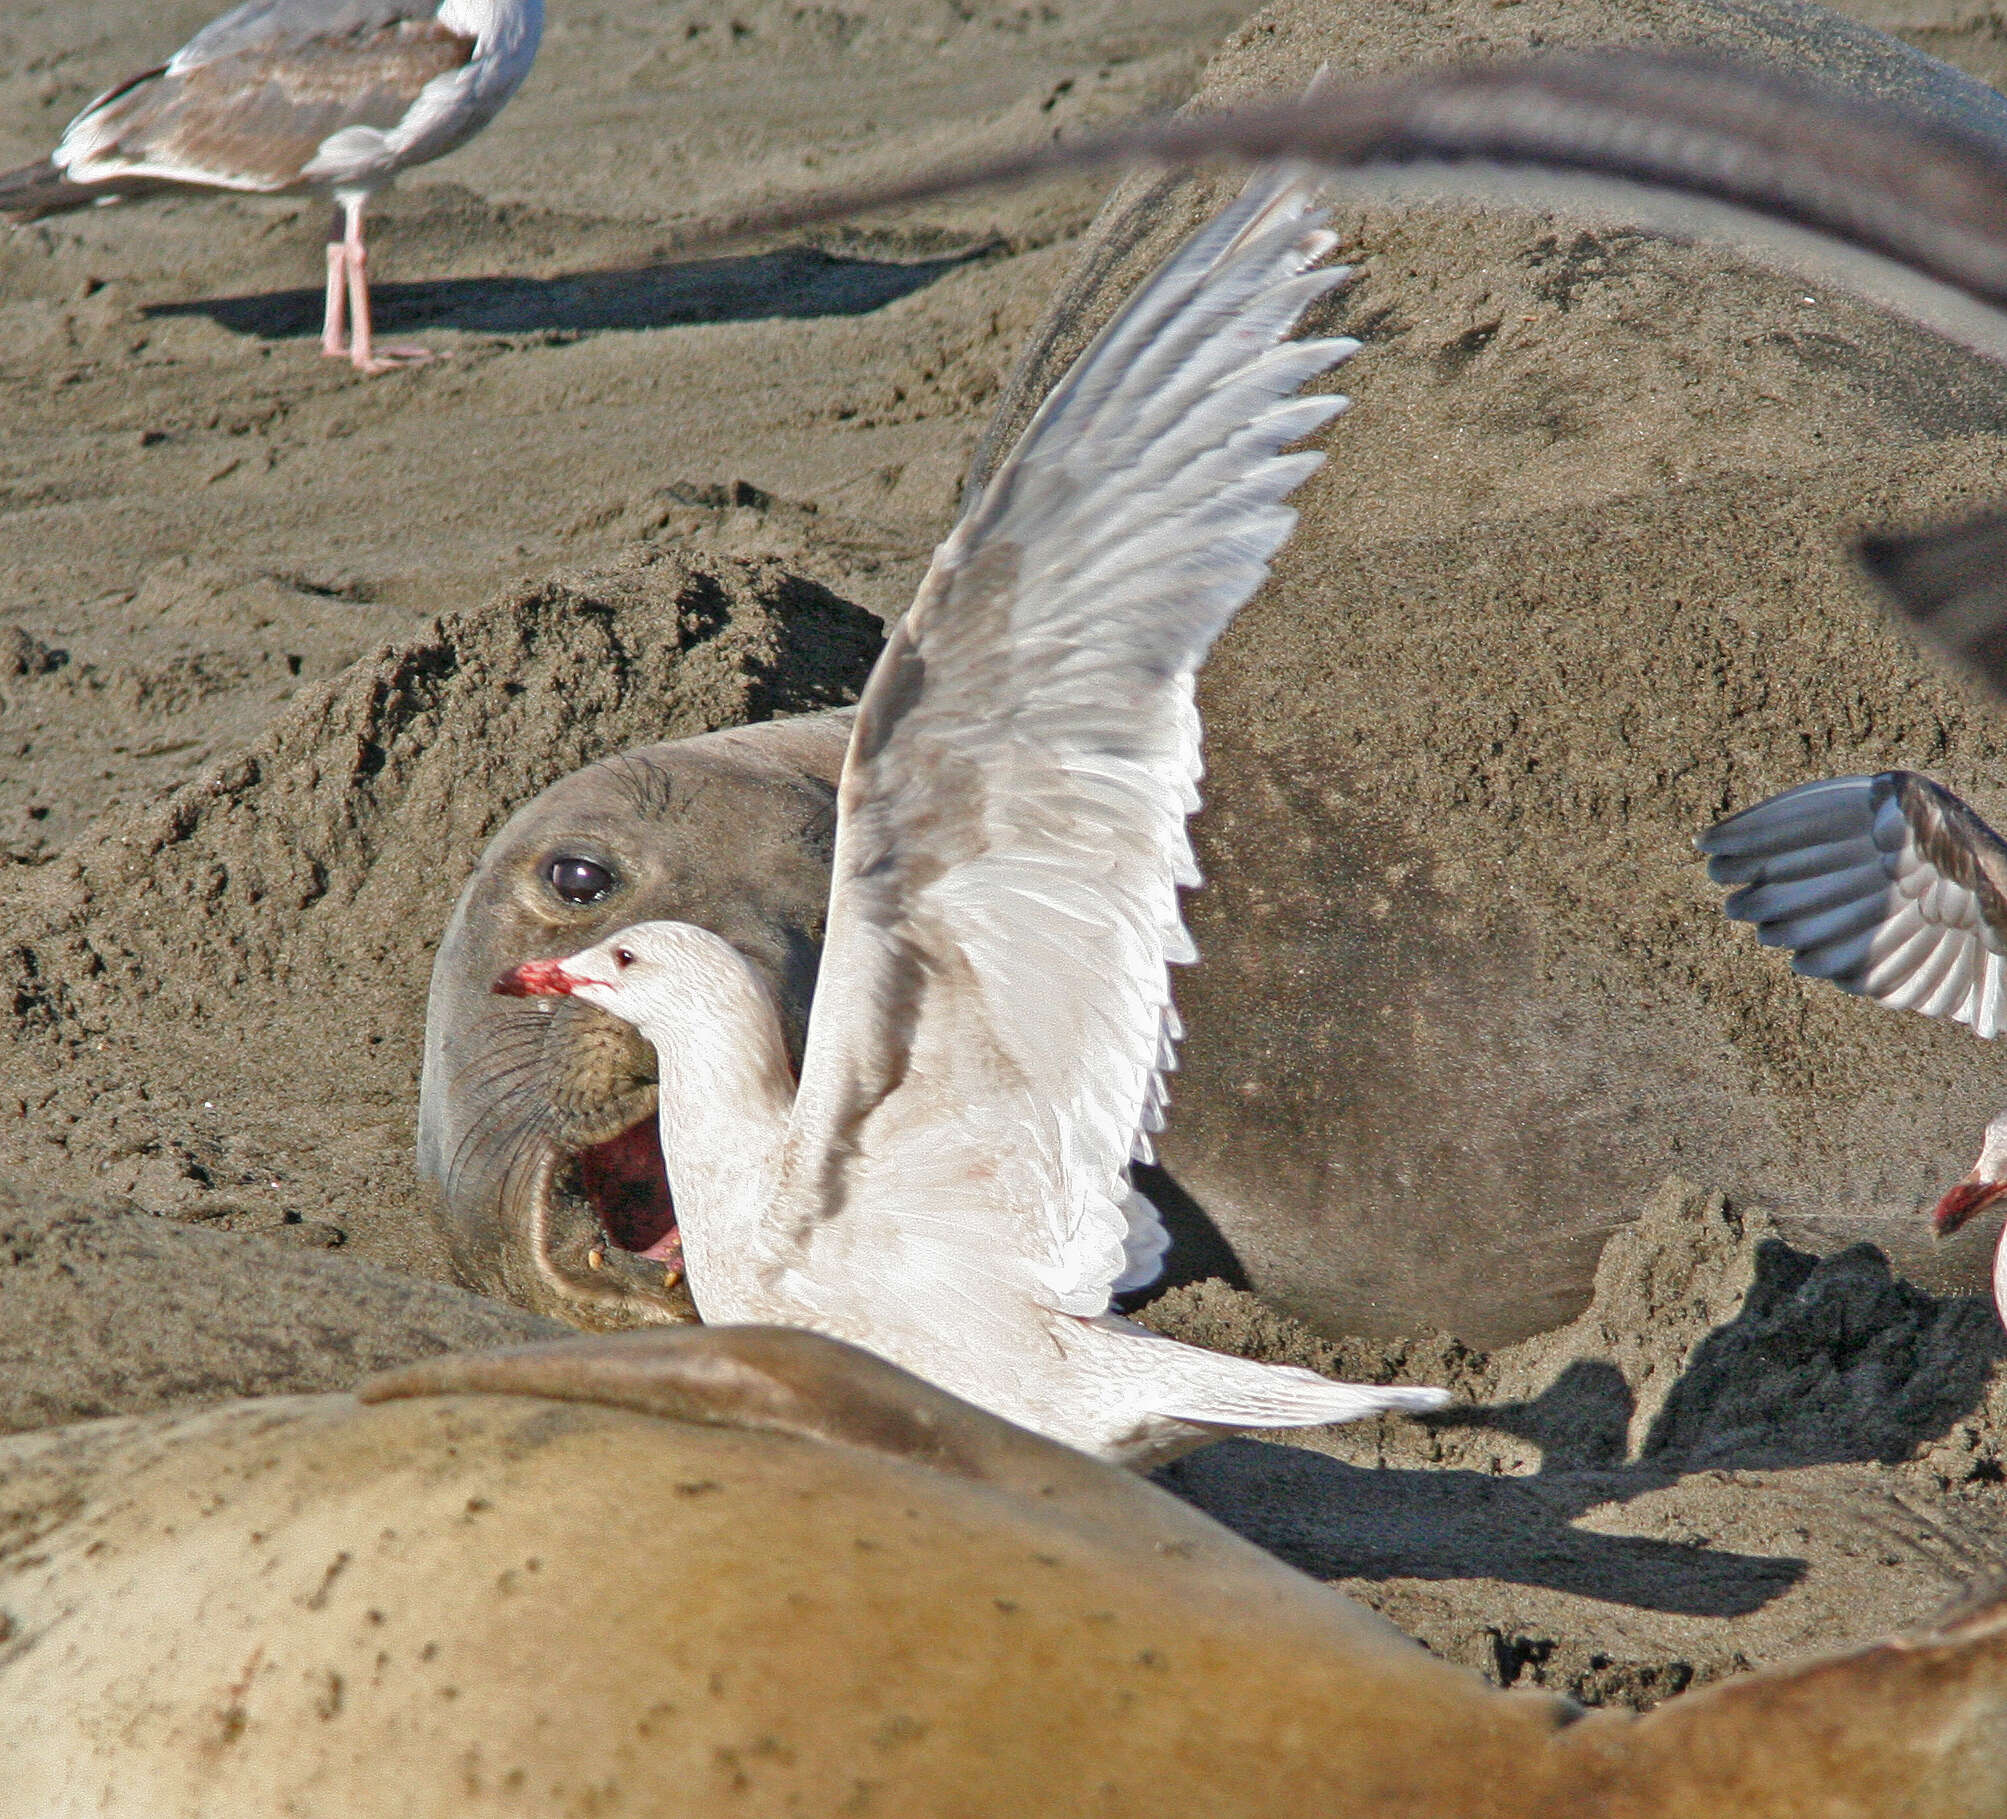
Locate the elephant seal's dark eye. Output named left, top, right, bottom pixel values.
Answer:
left=547, top=855, right=616, bottom=905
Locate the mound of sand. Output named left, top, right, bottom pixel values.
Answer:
left=1, top=548, right=880, bottom=1278
left=1148, top=1178, right=2007, bottom=1706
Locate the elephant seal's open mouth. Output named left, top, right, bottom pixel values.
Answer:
left=417, top=716, right=851, bottom=1329
left=514, top=997, right=686, bottom=1321
left=540, top=995, right=676, bottom=1262
left=575, top=1116, right=678, bottom=1262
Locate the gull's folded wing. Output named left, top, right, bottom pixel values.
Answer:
left=55, top=1, right=476, bottom=194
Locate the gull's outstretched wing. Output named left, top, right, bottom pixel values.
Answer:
left=1700, top=772, right=2007, bottom=1038
left=778, top=167, right=1354, bottom=1317
left=679, top=51, right=2007, bottom=338
left=48, top=1, right=483, bottom=196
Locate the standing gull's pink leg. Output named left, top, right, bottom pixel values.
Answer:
left=321, top=205, right=349, bottom=358
left=335, top=192, right=443, bottom=375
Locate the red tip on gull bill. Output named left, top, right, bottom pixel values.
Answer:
left=1933, top=1178, right=2007, bottom=1237
left=493, top=958, right=581, bottom=998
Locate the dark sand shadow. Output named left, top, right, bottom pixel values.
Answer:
left=1159, top=1239, right=2006, bottom=1618
left=1635, top=1239, right=2005, bottom=1468
left=143, top=245, right=991, bottom=342
left=1161, top=1436, right=1799, bottom=1617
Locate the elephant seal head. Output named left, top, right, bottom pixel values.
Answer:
left=416, top=712, right=850, bottom=1328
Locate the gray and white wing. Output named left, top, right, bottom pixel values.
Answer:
left=781, top=167, right=1355, bottom=1317
left=54, top=0, right=511, bottom=194
left=169, top=0, right=451, bottom=65
left=1700, top=771, right=2007, bottom=1038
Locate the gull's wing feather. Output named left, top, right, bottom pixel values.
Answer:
left=1700, top=771, right=2007, bottom=1038
left=1111, top=1187, right=1172, bottom=1297
left=682, top=50, right=2007, bottom=346
left=779, top=168, right=1354, bottom=1317
left=56, top=0, right=474, bottom=193
left=170, top=1, right=450, bottom=67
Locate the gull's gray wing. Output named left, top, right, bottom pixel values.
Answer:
left=173, top=1, right=450, bottom=65
left=691, top=50, right=2007, bottom=359
left=1700, top=772, right=2007, bottom=1038
left=777, top=168, right=1355, bottom=1318
left=55, top=0, right=476, bottom=194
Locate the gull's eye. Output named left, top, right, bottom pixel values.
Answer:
left=547, top=855, right=616, bottom=905
left=614, top=947, right=636, bottom=970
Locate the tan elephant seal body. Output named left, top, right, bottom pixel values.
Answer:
left=416, top=714, right=850, bottom=1329
left=1, top=1327, right=2002, bottom=1818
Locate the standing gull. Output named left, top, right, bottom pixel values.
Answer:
left=497, top=168, right=1449, bottom=1467
left=0, top=0, right=543, bottom=373
left=1699, top=774, right=2007, bottom=1324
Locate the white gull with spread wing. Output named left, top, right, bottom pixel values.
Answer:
left=1700, top=771, right=2007, bottom=1323
left=0, top=0, right=542, bottom=372
left=497, top=169, right=1449, bottom=1466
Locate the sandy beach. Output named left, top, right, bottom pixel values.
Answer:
left=8, top=0, right=2007, bottom=1726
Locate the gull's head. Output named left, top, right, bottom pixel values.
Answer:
left=1934, top=1113, right=2007, bottom=1237
left=492, top=919, right=793, bottom=1090
left=493, top=922, right=708, bottom=1032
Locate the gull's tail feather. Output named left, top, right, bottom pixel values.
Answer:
left=0, top=159, right=104, bottom=219
left=0, top=160, right=161, bottom=221
left=1114, top=1325, right=1450, bottom=1431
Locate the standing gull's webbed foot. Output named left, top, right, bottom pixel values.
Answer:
left=328, top=199, right=448, bottom=375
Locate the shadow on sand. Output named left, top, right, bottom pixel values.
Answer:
left=1160, top=1236, right=2004, bottom=1620
left=143, top=244, right=990, bottom=342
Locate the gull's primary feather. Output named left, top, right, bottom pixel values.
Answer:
left=1701, top=771, right=2007, bottom=1041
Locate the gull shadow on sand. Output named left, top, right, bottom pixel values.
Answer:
left=1633, top=1239, right=2005, bottom=1468
left=143, top=245, right=990, bottom=343
left=1161, top=1235, right=2005, bottom=1619
left=1161, top=1426, right=1800, bottom=1618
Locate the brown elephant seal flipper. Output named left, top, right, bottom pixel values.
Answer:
left=362, top=1325, right=1030, bottom=1487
